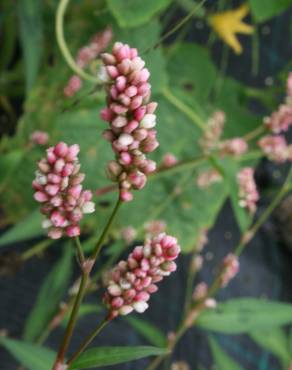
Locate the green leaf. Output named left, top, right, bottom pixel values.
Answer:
left=209, top=336, right=244, bottom=370
left=23, top=246, right=73, bottom=341
left=249, top=328, right=290, bottom=364
left=18, top=0, right=43, bottom=92
left=197, top=298, right=292, bottom=333
left=0, top=336, right=55, bottom=370
left=0, top=209, right=42, bottom=247
left=249, top=0, right=292, bottom=22
left=0, top=150, right=23, bottom=189
left=167, top=43, right=217, bottom=103
left=69, top=346, right=168, bottom=369
left=125, top=316, right=167, bottom=347
left=107, top=0, right=172, bottom=28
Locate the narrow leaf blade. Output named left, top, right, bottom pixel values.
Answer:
left=69, top=346, right=168, bottom=369
left=0, top=336, right=55, bottom=370
left=23, top=247, right=73, bottom=341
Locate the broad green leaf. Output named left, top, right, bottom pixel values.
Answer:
left=69, top=346, right=168, bottom=369
left=0, top=209, right=42, bottom=247
left=249, top=328, right=290, bottom=364
left=167, top=43, right=217, bottom=103
left=0, top=336, right=55, bottom=370
left=107, top=0, right=172, bottom=28
left=197, top=298, right=292, bottom=333
left=249, top=0, right=292, bottom=22
left=23, top=247, right=73, bottom=341
left=18, top=0, right=43, bottom=92
left=209, top=336, right=244, bottom=370
left=125, top=316, right=167, bottom=347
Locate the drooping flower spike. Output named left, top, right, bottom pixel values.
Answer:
left=99, top=42, right=159, bottom=202
left=237, top=167, right=259, bottom=214
left=32, top=142, right=95, bottom=239
left=104, top=233, right=180, bottom=319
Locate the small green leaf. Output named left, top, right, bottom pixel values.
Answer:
left=249, top=328, right=290, bottom=364
left=0, top=336, right=55, bottom=370
left=69, top=346, right=168, bottom=369
left=23, top=247, right=73, bottom=341
left=197, top=298, right=292, bottom=333
left=209, top=336, right=244, bottom=370
left=107, top=0, right=172, bottom=28
left=18, top=0, right=44, bottom=92
left=249, top=0, right=292, bottom=22
left=125, top=316, right=167, bottom=347
left=0, top=209, right=42, bottom=247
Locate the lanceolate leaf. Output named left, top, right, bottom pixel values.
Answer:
left=197, top=298, right=292, bottom=333
left=69, top=346, right=168, bottom=369
left=18, top=0, right=44, bottom=92
left=209, top=336, right=244, bottom=370
left=249, top=328, right=290, bottom=364
left=0, top=336, right=55, bottom=370
left=23, top=246, right=73, bottom=341
left=125, top=316, right=167, bottom=347
left=0, top=209, right=42, bottom=247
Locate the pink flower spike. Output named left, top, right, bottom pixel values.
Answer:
left=104, top=233, right=180, bottom=318
left=33, top=142, right=94, bottom=239
left=99, top=42, right=159, bottom=201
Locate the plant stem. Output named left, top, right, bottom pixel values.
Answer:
left=243, top=125, right=266, bottom=141
left=56, top=0, right=101, bottom=83
left=74, top=236, right=85, bottom=264
left=53, top=198, right=121, bottom=368
left=162, top=87, right=205, bottom=130
left=143, top=0, right=207, bottom=54
left=66, top=316, right=110, bottom=366
left=90, top=198, right=122, bottom=261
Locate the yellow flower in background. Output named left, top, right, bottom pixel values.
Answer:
left=208, top=3, right=254, bottom=55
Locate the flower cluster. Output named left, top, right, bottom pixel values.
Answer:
left=32, top=142, right=95, bottom=239
left=99, top=42, right=159, bottom=202
left=30, top=130, right=49, bottom=146
left=219, top=137, right=248, bottom=157
left=197, top=169, right=223, bottom=188
left=258, top=135, right=292, bottom=163
left=237, top=167, right=259, bottom=214
left=104, top=233, right=180, bottom=318
left=220, top=253, right=239, bottom=287
left=64, top=27, right=112, bottom=97
left=264, top=72, right=292, bottom=133
left=199, top=111, right=225, bottom=153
